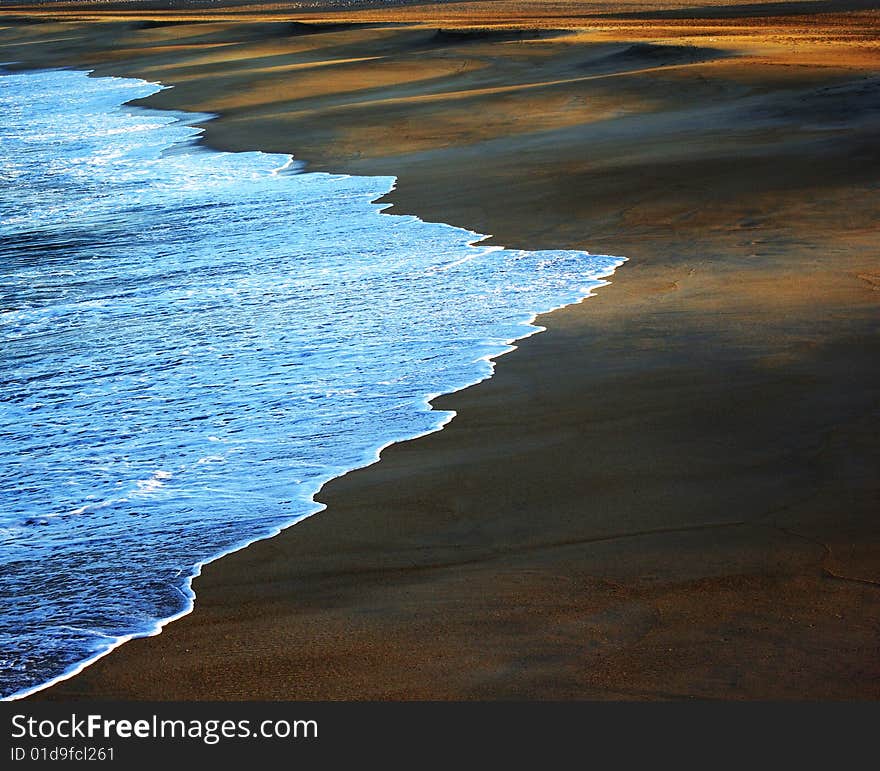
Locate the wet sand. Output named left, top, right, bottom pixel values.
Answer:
left=2, top=2, right=879, bottom=698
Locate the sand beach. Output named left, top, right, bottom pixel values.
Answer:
left=1, top=0, right=878, bottom=699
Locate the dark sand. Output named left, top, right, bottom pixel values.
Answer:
left=1, top=2, right=878, bottom=698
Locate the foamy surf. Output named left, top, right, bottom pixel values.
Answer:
left=0, top=67, right=626, bottom=700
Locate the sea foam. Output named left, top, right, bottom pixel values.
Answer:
left=0, top=68, right=625, bottom=699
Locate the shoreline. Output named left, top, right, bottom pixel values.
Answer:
left=2, top=4, right=879, bottom=699
left=1, top=62, right=627, bottom=701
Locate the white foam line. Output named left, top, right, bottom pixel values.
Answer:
left=2, top=68, right=628, bottom=702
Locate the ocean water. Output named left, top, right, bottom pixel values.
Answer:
left=0, top=68, right=624, bottom=699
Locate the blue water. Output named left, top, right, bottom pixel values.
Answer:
left=0, top=68, right=624, bottom=699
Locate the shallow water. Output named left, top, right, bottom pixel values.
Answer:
left=0, top=68, right=624, bottom=699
